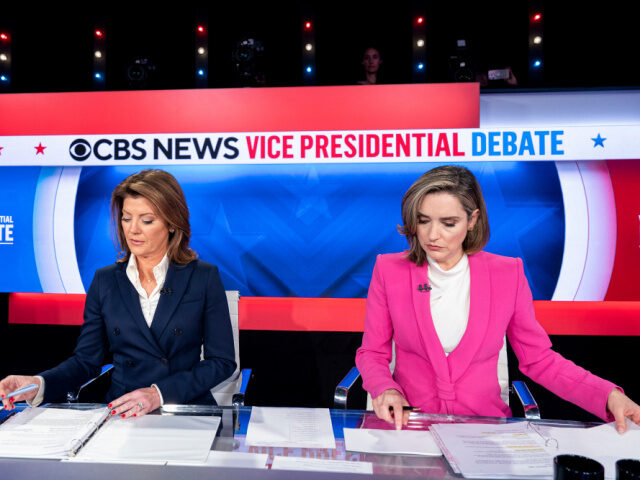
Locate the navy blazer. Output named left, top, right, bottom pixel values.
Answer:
left=40, top=260, right=237, bottom=405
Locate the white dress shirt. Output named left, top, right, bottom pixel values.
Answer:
left=126, top=253, right=170, bottom=328
left=428, top=254, right=510, bottom=404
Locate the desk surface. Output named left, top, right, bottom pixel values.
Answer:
left=0, top=404, right=601, bottom=480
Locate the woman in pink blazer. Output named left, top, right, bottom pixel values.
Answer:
left=356, top=165, right=640, bottom=431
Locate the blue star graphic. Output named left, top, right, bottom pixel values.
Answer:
left=591, top=133, right=606, bottom=148
left=280, top=166, right=340, bottom=227
left=191, top=204, right=264, bottom=292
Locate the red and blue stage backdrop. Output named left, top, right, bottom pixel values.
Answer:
left=1, top=85, right=639, bottom=304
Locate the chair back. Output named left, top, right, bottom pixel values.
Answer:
left=207, top=290, right=243, bottom=405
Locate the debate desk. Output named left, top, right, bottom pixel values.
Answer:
left=0, top=404, right=608, bottom=480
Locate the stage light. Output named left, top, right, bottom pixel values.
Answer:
left=533, top=13, right=542, bottom=21
left=197, top=25, right=205, bottom=33
left=305, top=43, right=313, bottom=51
left=94, top=30, right=103, bottom=38
left=304, top=21, right=312, bottom=30
left=533, top=36, right=542, bottom=44
left=416, top=17, right=424, bottom=24
left=198, top=69, right=205, bottom=76
left=417, top=63, right=424, bottom=70
left=533, top=60, right=542, bottom=67
left=94, top=73, right=102, bottom=79
left=306, top=66, right=312, bottom=73
left=94, top=51, right=102, bottom=58
left=0, top=54, right=7, bottom=61
left=0, top=75, right=7, bottom=81
left=197, top=47, right=206, bottom=55
left=416, top=39, right=425, bottom=47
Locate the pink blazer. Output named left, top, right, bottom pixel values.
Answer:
left=356, top=251, right=617, bottom=420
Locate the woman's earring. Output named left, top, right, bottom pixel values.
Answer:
left=169, top=228, right=175, bottom=233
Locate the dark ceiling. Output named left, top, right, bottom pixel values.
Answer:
left=1, top=2, right=638, bottom=93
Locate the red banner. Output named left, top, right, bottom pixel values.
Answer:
left=0, top=84, right=479, bottom=136
left=9, top=293, right=640, bottom=336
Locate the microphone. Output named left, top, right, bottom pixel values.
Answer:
left=417, top=283, right=431, bottom=292
left=160, top=287, right=173, bottom=295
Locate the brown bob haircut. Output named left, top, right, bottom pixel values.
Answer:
left=399, top=165, right=490, bottom=266
left=111, top=169, right=197, bottom=264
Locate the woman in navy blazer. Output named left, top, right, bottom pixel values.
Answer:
left=0, top=170, right=236, bottom=417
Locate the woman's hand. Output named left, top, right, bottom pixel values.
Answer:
left=109, top=386, right=161, bottom=419
left=372, top=388, right=410, bottom=430
left=607, top=388, right=640, bottom=433
left=0, top=375, right=41, bottom=410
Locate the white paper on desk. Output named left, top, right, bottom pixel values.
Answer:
left=0, top=407, right=109, bottom=459
left=65, top=457, right=166, bottom=465
left=343, top=428, right=442, bottom=456
left=548, top=418, right=640, bottom=479
left=271, top=455, right=373, bottom=474
left=73, top=415, right=220, bottom=463
left=245, top=407, right=336, bottom=449
left=168, top=450, right=269, bottom=468
left=430, top=422, right=553, bottom=479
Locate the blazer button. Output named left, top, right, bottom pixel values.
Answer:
left=173, top=328, right=183, bottom=336
left=113, top=328, right=120, bottom=336
left=161, top=358, right=168, bottom=365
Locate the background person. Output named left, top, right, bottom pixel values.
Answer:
left=357, top=46, right=384, bottom=85
left=0, top=169, right=236, bottom=418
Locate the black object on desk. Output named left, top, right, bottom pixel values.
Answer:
left=554, top=454, right=604, bottom=480
left=617, top=459, right=640, bottom=480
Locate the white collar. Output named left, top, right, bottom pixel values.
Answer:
left=427, top=253, right=469, bottom=276
left=126, top=253, right=170, bottom=281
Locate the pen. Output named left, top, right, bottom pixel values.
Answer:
left=5, top=383, right=38, bottom=399
left=388, top=405, right=420, bottom=412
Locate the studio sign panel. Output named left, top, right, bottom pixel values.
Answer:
left=66, top=130, right=565, bottom=163
left=68, top=137, right=240, bottom=161
left=0, top=126, right=637, bottom=165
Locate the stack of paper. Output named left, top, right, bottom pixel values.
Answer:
left=0, top=407, right=221, bottom=464
left=245, top=407, right=336, bottom=449
left=431, top=419, right=640, bottom=479
left=343, top=428, right=442, bottom=456
left=430, top=422, right=554, bottom=479
left=0, top=407, right=110, bottom=459
left=271, top=456, right=373, bottom=474
left=168, top=450, right=269, bottom=468
left=73, top=415, right=220, bottom=464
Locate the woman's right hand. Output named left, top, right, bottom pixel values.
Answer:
left=372, top=388, right=410, bottom=430
left=0, top=375, right=41, bottom=410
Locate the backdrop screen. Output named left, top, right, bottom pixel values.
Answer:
left=1, top=85, right=638, bottom=301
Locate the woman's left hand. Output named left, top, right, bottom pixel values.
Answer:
left=108, top=387, right=161, bottom=419
left=606, top=388, right=640, bottom=433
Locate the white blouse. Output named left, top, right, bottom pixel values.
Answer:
left=126, top=253, right=170, bottom=327
left=428, top=254, right=510, bottom=404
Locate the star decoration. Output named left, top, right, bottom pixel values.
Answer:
left=34, top=142, right=47, bottom=154
left=190, top=203, right=264, bottom=293
left=591, top=133, right=606, bottom=148
left=280, top=167, right=340, bottom=226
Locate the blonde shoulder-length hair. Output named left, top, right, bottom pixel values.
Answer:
left=398, top=165, right=490, bottom=266
left=111, top=169, right=197, bottom=264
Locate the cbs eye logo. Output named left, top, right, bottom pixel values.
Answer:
left=69, top=139, right=92, bottom=161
